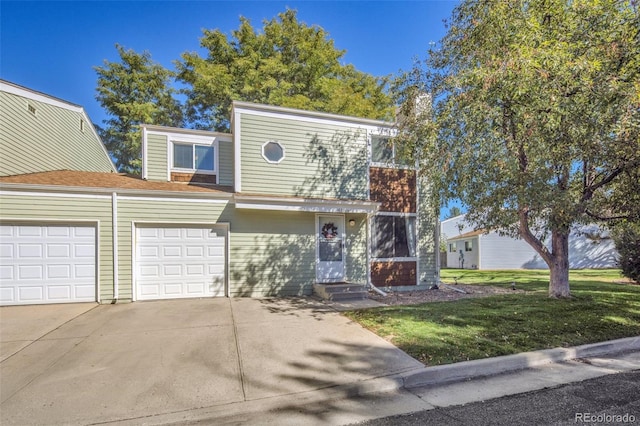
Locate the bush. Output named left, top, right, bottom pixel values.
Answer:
left=612, top=222, right=640, bottom=283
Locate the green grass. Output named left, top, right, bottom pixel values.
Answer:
left=345, top=269, right=640, bottom=366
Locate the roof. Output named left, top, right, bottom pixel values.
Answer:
left=0, top=170, right=233, bottom=196
left=447, top=229, right=485, bottom=241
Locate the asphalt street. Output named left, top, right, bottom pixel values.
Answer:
left=352, top=370, right=640, bottom=426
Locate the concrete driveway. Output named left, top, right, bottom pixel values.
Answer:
left=0, top=298, right=423, bottom=425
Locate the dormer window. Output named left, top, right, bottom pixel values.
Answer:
left=171, top=141, right=216, bottom=174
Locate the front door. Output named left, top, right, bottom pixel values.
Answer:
left=316, top=215, right=345, bottom=283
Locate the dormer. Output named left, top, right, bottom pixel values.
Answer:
left=141, top=125, right=233, bottom=186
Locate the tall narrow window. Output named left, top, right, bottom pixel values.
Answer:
left=371, top=215, right=417, bottom=259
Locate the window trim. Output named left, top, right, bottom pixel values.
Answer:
left=169, top=137, right=218, bottom=176
left=370, top=213, right=418, bottom=261
left=261, top=140, right=286, bottom=164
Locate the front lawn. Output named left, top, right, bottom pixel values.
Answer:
left=346, top=269, right=640, bottom=366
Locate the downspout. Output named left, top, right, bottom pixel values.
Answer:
left=112, top=192, right=119, bottom=303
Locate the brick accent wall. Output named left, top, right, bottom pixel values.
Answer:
left=371, top=261, right=417, bottom=287
left=369, top=167, right=416, bottom=213
left=171, top=172, right=217, bottom=184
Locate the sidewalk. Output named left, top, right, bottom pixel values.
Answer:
left=110, top=344, right=640, bottom=425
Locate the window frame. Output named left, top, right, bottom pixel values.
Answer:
left=169, top=138, right=218, bottom=176
left=465, top=240, right=473, bottom=252
left=261, top=140, right=286, bottom=164
left=370, top=134, right=414, bottom=169
left=370, top=213, right=417, bottom=261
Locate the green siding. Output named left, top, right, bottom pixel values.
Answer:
left=145, top=133, right=168, bottom=181
left=345, top=214, right=367, bottom=283
left=227, top=209, right=316, bottom=296
left=218, top=141, right=233, bottom=186
left=0, top=193, right=114, bottom=302
left=0, top=91, right=114, bottom=176
left=239, top=113, right=368, bottom=199
left=417, top=174, right=438, bottom=286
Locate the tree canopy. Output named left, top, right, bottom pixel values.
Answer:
left=395, top=0, right=640, bottom=297
left=176, top=10, right=393, bottom=131
left=95, top=44, right=183, bottom=173
left=95, top=10, right=393, bottom=172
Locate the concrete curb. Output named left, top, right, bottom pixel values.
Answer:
left=402, top=335, right=640, bottom=389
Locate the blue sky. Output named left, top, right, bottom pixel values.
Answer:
left=1, top=0, right=463, bottom=217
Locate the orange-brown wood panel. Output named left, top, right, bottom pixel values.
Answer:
left=371, top=261, right=417, bottom=287
left=171, top=172, right=217, bottom=184
left=369, top=167, right=416, bottom=213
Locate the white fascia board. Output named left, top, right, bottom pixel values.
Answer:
left=1, top=80, right=83, bottom=112
left=232, top=101, right=392, bottom=129
left=232, top=102, right=393, bottom=134
left=141, top=124, right=232, bottom=140
left=0, top=185, right=233, bottom=201
left=234, top=195, right=379, bottom=214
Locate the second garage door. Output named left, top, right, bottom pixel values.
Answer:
left=136, top=225, right=226, bottom=300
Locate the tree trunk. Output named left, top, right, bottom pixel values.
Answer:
left=548, top=229, right=571, bottom=298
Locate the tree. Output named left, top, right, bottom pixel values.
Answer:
left=612, top=221, right=640, bottom=283
left=395, top=0, right=640, bottom=297
left=95, top=44, right=183, bottom=173
left=446, top=206, right=463, bottom=219
left=176, top=9, right=393, bottom=131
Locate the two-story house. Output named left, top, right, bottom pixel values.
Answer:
left=0, top=80, right=438, bottom=306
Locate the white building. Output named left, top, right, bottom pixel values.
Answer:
left=441, top=215, right=619, bottom=270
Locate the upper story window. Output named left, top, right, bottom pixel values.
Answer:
left=262, top=141, right=285, bottom=164
left=172, top=141, right=216, bottom=174
left=371, top=135, right=412, bottom=167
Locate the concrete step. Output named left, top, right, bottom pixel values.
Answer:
left=313, top=283, right=369, bottom=301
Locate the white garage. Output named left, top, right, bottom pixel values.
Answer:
left=135, top=225, right=226, bottom=300
left=0, top=223, right=97, bottom=306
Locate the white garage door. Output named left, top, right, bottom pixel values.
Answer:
left=136, top=225, right=226, bottom=300
left=0, top=224, right=97, bottom=306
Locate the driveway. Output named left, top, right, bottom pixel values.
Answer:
left=0, top=298, right=423, bottom=425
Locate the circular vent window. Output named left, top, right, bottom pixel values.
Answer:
left=262, top=141, right=285, bottom=164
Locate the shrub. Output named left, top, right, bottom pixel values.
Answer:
left=612, top=222, right=640, bottom=283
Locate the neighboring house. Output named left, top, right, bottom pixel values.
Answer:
left=0, top=80, right=117, bottom=176
left=0, top=83, right=438, bottom=306
left=441, top=214, right=618, bottom=270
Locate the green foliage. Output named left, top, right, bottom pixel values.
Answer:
left=347, top=269, right=640, bottom=366
left=612, top=222, right=640, bottom=283
left=394, top=0, right=640, bottom=296
left=95, top=44, right=183, bottom=173
left=176, top=9, right=394, bottom=131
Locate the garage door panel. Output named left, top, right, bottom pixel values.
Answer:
left=0, top=224, right=96, bottom=305
left=136, top=226, right=226, bottom=300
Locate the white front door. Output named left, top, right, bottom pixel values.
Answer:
left=316, top=215, right=345, bottom=283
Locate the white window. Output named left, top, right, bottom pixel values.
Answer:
left=465, top=240, right=473, bottom=252
left=371, top=214, right=417, bottom=259
left=262, top=141, right=285, bottom=164
left=371, top=135, right=411, bottom=167
left=171, top=141, right=216, bottom=174
left=449, top=243, right=457, bottom=253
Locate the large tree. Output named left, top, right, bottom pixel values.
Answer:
left=176, top=9, right=393, bottom=131
left=395, top=0, right=640, bottom=297
left=95, top=44, right=183, bottom=173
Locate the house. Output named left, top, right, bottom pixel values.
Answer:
left=441, top=214, right=618, bottom=270
left=0, top=80, right=116, bottom=176
left=0, top=81, right=438, bottom=305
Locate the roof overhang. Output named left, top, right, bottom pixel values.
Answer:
left=234, top=194, right=379, bottom=214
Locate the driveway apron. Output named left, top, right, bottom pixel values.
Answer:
left=0, top=298, right=422, bottom=425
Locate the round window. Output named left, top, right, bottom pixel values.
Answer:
left=262, top=141, right=285, bottom=164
